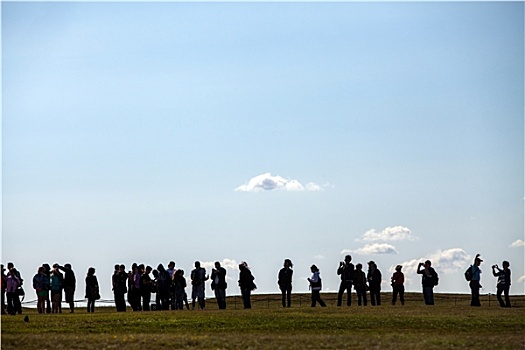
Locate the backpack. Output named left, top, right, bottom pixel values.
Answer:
left=464, top=266, right=473, bottom=281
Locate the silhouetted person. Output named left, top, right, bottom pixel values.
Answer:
left=468, top=254, right=483, bottom=307
left=391, top=265, right=405, bottom=305
left=367, top=261, right=382, bottom=306
left=58, top=263, right=76, bottom=313
left=1, top=265, right=7, bottom=315
left=492, top=261, right=511, bottom=308
left=6, top=263, right=23, bottom=315
left=141, top=266, right=153, bottom=311
left=238, top=262, right=256, bottom=309
left=85, top=267, right=99, bottom=313
left=173, top=269, right=187, bottom=310
left=50, top=264, right=63, bottom=313
left=278, top=259, right=293, bottom=308
left=191, top=261, right=208, bottom=310
left=33, top=266, right=49, bottom=314
left=6, top=268, right=22, bottom=315
left=166, top=261, right=176, bottom=310
left=337, top=255, right=354, bottom=307
left=417, top=260, right=438, bottom=305
left=353, top=263, right=368, bottom=306
left=211, top=261, right=227, bottom=309
left=42, top=264, right=52, bottom=313
left=308, top=264, right=326, bottom=307
left=112, top=264, right=127, bottom=312
left=156, top=264, right=170, bottom=310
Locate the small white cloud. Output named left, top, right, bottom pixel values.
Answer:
left=199, top=258, right=239, bottom=271
left=314, top=254, right=325, bottom=260
left=510, top=239, right=525, bottom=248
left=344, top=243, right=398, bottom=255
left=235, top=173, right=323, bottom=192
left=360, top=226, right=417, bottom=242
left=517, top=275, right=525, bottom=283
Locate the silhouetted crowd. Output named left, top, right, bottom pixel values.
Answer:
left=1, top=253, right=513, bottom=314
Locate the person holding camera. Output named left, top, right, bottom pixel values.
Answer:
left=337, top=255, right=354, bottom=307
left=191, top=261, right=208, bottom=310
left=417, top=260, right=438, bottom=305
left=492, top=261, right=511, bottom=308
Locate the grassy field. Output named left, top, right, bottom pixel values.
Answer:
left=2, top=293, right=524, bottom=349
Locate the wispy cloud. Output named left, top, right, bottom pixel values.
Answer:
left=342, top=243, right=398, bottom=255
left=359, top=226, right=417, bottom=242
left=517, top=275, right=525, bottom=284
left=510, top=239, right=525, bottom=248
left=235, top=173, right=325, bottom=192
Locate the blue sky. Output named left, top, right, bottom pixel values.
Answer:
left=2, top=2, right=524, bottom=302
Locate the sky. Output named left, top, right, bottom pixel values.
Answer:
left=2, top=2, right=524, bottom=303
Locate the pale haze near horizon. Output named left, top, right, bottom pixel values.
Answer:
left=2, top=2, right=524, bottom=304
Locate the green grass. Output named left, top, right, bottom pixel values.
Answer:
left=2, top=293, right=524, bottom=349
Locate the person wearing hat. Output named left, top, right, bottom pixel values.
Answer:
left=469, top=254, right=483, bottom=307
left=391, top=265, right=405, bottom=305
left=336, top=255, right=354, bottom=307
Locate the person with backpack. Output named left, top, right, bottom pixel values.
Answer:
left=336, top=255, right=354, bottom=307
left=238, top=261, right=256, bottom=309
left=191, top=261, right=208, bottom=310
left=492, top=261, right=511, bottom=308
left=467, top=254, right=483, bottom=307
left=417, top=260, right=438, bottom=305
left=307, top=264, right=326, bottom=307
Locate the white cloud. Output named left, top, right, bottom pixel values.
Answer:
left=199, top=258, right=239, bottom=271
left=360, top=226, right=417, bottom=242
left=314, top=254, right=325, bottom=260
left=517, top=275, right=525, bottom=284
left=510, top=239, right=525, bottom=248
left=235, top=173, right=324, bottom=192
left=342, top=243, right=398, bottom=255
left=394, top=248, right=471, bottom=275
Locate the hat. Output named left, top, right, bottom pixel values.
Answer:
left=475, top=254, right=483, bottom=262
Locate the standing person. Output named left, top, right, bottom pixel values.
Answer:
left=6, top=268, right=21, bottom=315
left=391, top=265, right=405, bottom=306
left=337, top=255, right=354, bottom=307
left=33, top=266, right=49, bottom=314
left=141, top=266, right=153, bottom=311
left=417, top=260, right=438, bottom=305
left=307, top=264, right=326, bottom=307
left=156, top=264, right=171, bottom=310
left=278, top=259, right=293, bottom=308
left=42, top=264, right=53, bottom=314
left=112, top=264, right=126, bottom=312
left=58, top=263, right=76, bottom=313
left=353, top=264, right=368, bottom=306
left=50, top=264, right=63, bottom=313
left=238, top=262, right=256, bottom=309
left=1, top=265, right=7, bottom=315
left=173, top=269, right=186, bottom=310
left=85, top=267, right=100, bottom=313
left=166, top=261, right=176, bottom=310
left=191, top=261, right=208, bottom=310
left=131, top=264, right=143, bottom=311
left=211, top=261, right=227, bottom=309
left=468, top=254, right=483, bottom=307
left=367, top=261, right=382, bottom=306
left=492, top=261, right=511, bottom=308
